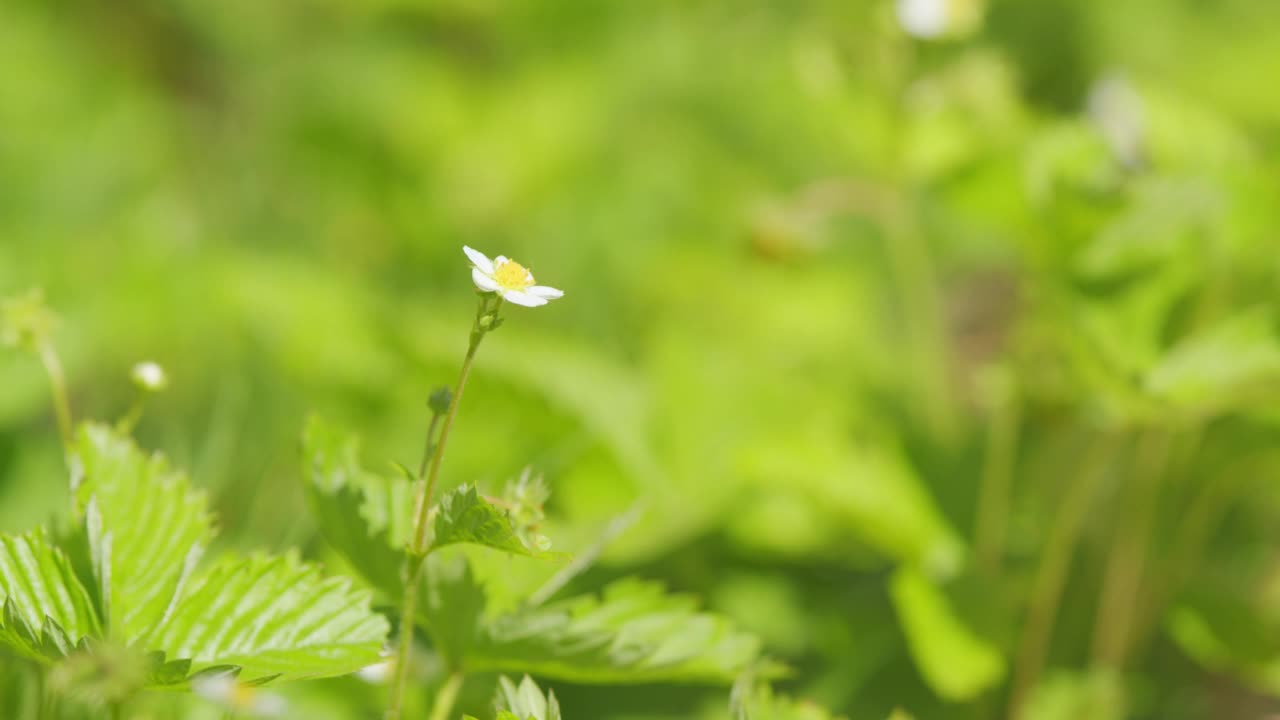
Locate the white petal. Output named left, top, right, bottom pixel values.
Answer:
left=527, top=285, right=564, bottom=299
left=495, top=255, right=509, bottom=267
left=357, top=661, right=394, bottom=685
left=502, top=289, right=548, bottom=307
left=472, top=268, right=501, bottom=292
left=192, top=676, right=235, bottom=702
left=253, top=693, right=288, bottom=717
left=462, top=246, right=494, bottom=274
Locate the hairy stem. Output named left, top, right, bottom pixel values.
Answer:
left=416, top=414, right=443, bottom=481
left=1008, top=433, right=1117, bottom=720
left=37, top=341, right=73, bottom=446
left=428, top=672, right=464, bottom=720
left=388, top=296, right=495, bottom=720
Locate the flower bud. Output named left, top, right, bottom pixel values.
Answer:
left=428, top=386, right=453, bottom=415
left=131, top=361, right=168, bottom=392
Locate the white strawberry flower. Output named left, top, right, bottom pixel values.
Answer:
left=463, top=246, right=564, bottom=308
left=192, top=675, right=286, bottom=717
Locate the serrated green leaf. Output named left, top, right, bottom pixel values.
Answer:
left=496, top=675, right=562, bottom=720
left=301, top=415, right=412, bottom=595
left=70, top=423, right=213, bottom=643
left=467, top=577, right=765, bottom=684
left=302, top=418, right=550, bottom=603
left=889, top=567, right=1005, bottom=701
left=146, top=553, right=389, bottom=682
left=430, top=484, right=550, bottom=558
left=0, top=530, right=100, bottom=663
left=145, top=651, right=193, bottom=686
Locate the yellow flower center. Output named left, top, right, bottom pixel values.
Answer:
left=231, top=684, right=257, bottom=709
left=494, top=260, right=534, bottom=290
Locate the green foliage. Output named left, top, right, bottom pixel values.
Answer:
left=421, top=553, right=488, bottom=667
left=6, top=0, right=1280, bottom=717
left=429, top=484, right=551, bottom=557
left=461, top=578, right=768, bottom=684
left=147, top=553, right=388, bottom=681
left=733, top=683, right=848, bottom=720
left=0, top=424, right=388, bottom=690
left=493, top=675, right=562, bottom=720
left=0, top=530, right=98, bottom=662
left=888, top=568, right=1004, bottom=701
left=1022, top=670, right=1125, bottom=720
left=301, top=415, right=411, bottom=595
left=302, top=417, right=548, bottom=572
left=304, top=419, right=769, bottom=686
left=1145, top=309, right=1280, bottom=415
left=70, top=423, right=214, bottom=644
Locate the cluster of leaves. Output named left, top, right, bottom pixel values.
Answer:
left=0, top=423, right=388, bottom=698
left=467, top=675, right=561, bottom=720
left=302, top=417, right=776, bottom=695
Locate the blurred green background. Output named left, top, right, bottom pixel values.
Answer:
left=3, top=0, right=1280, bottom=717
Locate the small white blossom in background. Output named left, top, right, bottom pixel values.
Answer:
left=895, top=0, right=984, bottom=40
left=1088, top=73, right=1146, bottom=170
left=464, top=246, right=564, bottom=308
left=897, top=0, right=948, bottom=39
left=0, top=289, right=57, bottom=350
left=131, top=361, right=168, bottom=392
left=192, top=675, right=287, bottom=718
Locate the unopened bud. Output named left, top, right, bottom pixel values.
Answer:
left=131, top=362, right=168, bottom=392
left=428, top=386, right=453, bottom=415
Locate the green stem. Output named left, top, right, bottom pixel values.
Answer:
left=28, top=665, right=43, bottom=720
left=1090, top=429, right=1171, bottom=668
left=38, top=669, right=56, bottom=720
left=883, top=203, right=954, bottom=443
left=116, top=393, right=146, bottom=435
left=428, top=672, right=464, bottom=720
left=388, top=296, right=497, bottom=720
left=974, top=373, right=1020, bottom=577
left=417, top=414, right=443, bottom=481
left=37, top=341, right=73, bottom=446
left=1007, top=432, right=1118, bottom=720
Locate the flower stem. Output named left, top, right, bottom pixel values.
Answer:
left=387, top=295, right=497, bottom=720
left=116, top=393, right=147, bottom=435
left=37, top=341, right=72, bottom=446
left=428, top=672, right=464, bottom=720
left=416, top=414, right=442, bottom=481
